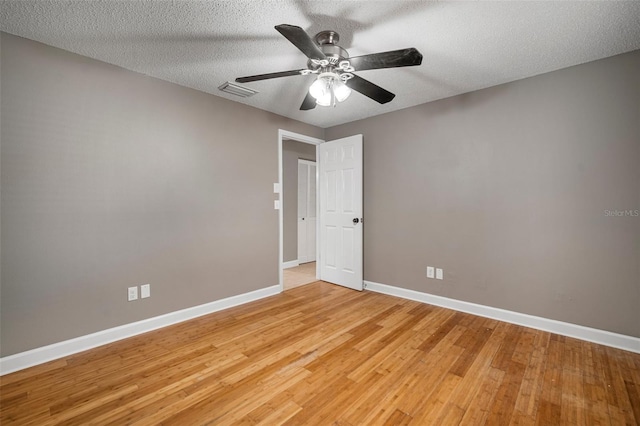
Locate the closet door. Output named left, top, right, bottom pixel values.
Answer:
left=297, top=160, right=316, bottom=263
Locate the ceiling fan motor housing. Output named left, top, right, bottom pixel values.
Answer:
left=308, top=30, right=349, bottom=69
left=315, top=30, right=339, bottom=46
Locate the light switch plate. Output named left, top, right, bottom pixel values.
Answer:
left=141, top=284, right=150, bottom=299
left=273, top=183, right=280, bottom=193
left=436, top=268, right=444, bottom=280
left=128, top=286, right=138, bottom=301
left=274, top=200, right=280, bottom=210
left=426, top=266, right=435, bottom=278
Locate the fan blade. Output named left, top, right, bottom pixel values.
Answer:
left=346, top=75, right=396, bottom=104
left=235, top=69, right=306, bottom=83
left=275, top=24, right=326, bottom=61
left=300, top=91, right=317, bottom=110
left=348, top=48, right=423, bottom=71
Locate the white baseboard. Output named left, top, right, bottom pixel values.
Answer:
left=0, top=285, right=281, bottom=376
left=282, top=260, right=300, bottom=269
left=364, top=280, right=640, bottom=354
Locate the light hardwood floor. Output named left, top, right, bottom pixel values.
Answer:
left=283, top=262, right=316, bottom=290
left=1, top=281, right=639, bottom=425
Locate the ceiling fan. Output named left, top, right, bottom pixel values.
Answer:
left=235, top=24, right=423, bottom=110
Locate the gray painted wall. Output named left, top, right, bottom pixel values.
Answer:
left=2, top=32, right=638, bottom=359
left=0, top=33, right=323, bottom=356
left=282, top=140, right=316, bottom=263
left=326, top=50, right=640, bottom=337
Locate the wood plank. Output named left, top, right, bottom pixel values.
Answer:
left=459, top=367, right=506, bottom=425
left=534, top=333, right=563, bottom=425
left=441, top=322, right=507, bottom=418
left=382, top=408, right=413, bottom=425
left=410, top=373, right=463, bottom=423
left=581, top=342, right=612, bottom=426
left=509, top=330, right=549, bottom=425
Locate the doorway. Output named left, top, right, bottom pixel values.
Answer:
left=278, top=130, right=364, bottom=292
left=278, top=130, right=323, bottom=291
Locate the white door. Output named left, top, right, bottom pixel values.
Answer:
left=297, top=160, right=316, bottom=263
left=319, top=135, right=363, bottom=290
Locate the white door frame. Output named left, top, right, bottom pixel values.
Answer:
left=278, top=129, right=324, bottom=292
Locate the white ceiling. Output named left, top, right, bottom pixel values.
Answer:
left=1, top=1, right=639, bottom=128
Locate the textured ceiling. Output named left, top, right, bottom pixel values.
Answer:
left=1, top=1, right=640, bottom=128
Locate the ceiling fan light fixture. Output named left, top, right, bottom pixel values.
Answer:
left=309, top=72, right=351, bottom=107
left=333, top=79, right=351, bottom=102
left=314, top=92, right=332, bottom=107
left=309, top=75, right=332, bottom=102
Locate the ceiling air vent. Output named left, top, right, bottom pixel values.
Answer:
left=218, top=81, right=259, bottom=98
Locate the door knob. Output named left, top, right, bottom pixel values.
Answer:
left=353, top=218, right=359, bottom=224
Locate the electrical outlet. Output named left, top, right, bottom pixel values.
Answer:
left=128, top=286, right=138, bottom=301
left=436, top=268, right=444, bottom=280
left=141, top=284, right=151, bottom=299
left=426, top=266, right=435, bottom=279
